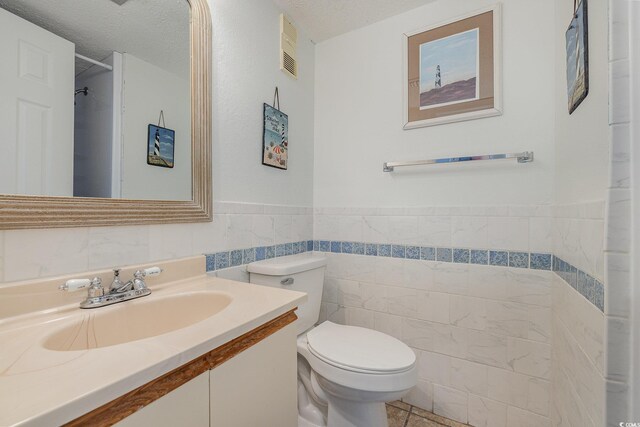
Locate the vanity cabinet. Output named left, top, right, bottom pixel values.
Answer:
left=210, top=323, right=298, bottom=427
left=113, top=322, right=298, bottom=427
left=115, top=373, right=210, bottom=427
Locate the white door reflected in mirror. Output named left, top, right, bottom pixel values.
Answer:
left=0, top=0, right=191, bottom=201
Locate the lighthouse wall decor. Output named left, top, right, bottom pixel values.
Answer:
left=403, top=4, right=503, bottom=129
left=147, top=111, right=175, bottom=168
left=262, top=87, right=289, bottom=170
left=565, top=0, right=589, bottom=114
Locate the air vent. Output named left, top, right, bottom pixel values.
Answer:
left=280, top=14, right=298, bottom=79
left=282, top=51, right=297, bottom=78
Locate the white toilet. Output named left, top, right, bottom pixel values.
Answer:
left=247, top=252, right=417, bottom=427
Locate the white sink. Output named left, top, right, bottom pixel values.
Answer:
left=43, top=291, right=232, bottom=351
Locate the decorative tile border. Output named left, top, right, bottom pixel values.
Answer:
left=311, top=240, right=553, bottom=271
left=553, top=256, right=605, bottom=312
left=208, top=240, right=552, bottom=272
left=206, top=241, right=313, bottom=272
left=204, top=240, right=603, bottom=312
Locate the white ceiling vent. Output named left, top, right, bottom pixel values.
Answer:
left=280, top=14, right=298, bottom=79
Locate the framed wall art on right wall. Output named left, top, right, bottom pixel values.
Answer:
left=566, top=0, right=589, bottom=114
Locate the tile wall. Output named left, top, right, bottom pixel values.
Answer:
left=603, top=0, right=634, bottom=422
left=313, top=205, right=560, bottom=426
left=551, top=0, right=636, bottom=424
left=550, top=202, right=606, bottom=427
left=0, top=202, right=313, bottom=284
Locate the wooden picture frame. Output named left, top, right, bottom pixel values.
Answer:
left=403, top=4, right=502, bottom=129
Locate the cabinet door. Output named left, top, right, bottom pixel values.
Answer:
left=115, top=372, right=209, bottom=427
left=210, top=323, right=298, bottom=427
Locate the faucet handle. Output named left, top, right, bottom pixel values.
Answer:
left=133, top=267, right=162, bottom=280
left=59, top=277, right=104, bottom=297
left=131, top=267, right=162, bottom=291
left=59, top=278, right=92, bottom=292
left=142, top=266, right=162, bottom=277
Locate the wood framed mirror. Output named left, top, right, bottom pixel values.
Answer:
left=0, top=0, right=212, bottom=230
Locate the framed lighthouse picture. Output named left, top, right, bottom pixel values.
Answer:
left=262, top=103, right=289, bottom=170
left=147, top=124, right=175, bottom=168
left=403, top=4, right=502, bottom=129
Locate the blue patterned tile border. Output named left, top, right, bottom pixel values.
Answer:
left=509, top=252, right=529, bottom=269
left=489, top=251, right=508, bottom=267
left=205, top=240, right=601, bottom=312
left=392, top=245, right=406, bottom=259
left=437, top=248, right=453, bottom=262
left=420, top=247, right=435, bottom=261
left=453, top=248, right=470, bottom=264
left=307, top=241, right=552, bottom=273
left=207, top=240, right=554, bottom=274
left=470, top=249, right=488, bottom=265
left=406, top=246, right=420, bottom=260
left=205, top=240, right=313, bottom=273
left=553, top=256, right=604, bottom=312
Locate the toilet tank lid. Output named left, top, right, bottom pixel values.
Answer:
left=246, top=252, right=328, bottom=276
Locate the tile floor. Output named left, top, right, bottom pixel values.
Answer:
left=386, top=401, right=471, bottom=427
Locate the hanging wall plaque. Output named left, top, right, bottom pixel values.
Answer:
left=566, top=0, right=589, bottom=114
left=147, top=110, right=175, bottom=168
left=262, top=87, right=288, bottom=170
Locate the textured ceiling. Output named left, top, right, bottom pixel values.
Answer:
left=0, top=0, right=189, bottom=78
left=271, top=0, right=437, bottom=43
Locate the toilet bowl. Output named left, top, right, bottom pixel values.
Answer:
left=247, top=253, right=417, bottom=427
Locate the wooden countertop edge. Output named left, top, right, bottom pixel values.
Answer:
left=64, top=309, right=298, bottom=427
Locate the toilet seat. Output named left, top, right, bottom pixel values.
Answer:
left=306, top=322, right=415, bottom=374
left=297, top=323, right=417, bottom=393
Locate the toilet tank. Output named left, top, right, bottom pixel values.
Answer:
left=247, top=253, right=327, bottom=335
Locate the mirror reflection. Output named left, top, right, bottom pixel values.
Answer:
left=0, top=0, right=191, bottom=201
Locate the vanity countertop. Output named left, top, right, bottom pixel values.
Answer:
left=0, top=273, right=306, bottom=427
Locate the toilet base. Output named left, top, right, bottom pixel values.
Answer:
left=298, top=414, right=322, bottom=427
left=297, top=367, right=392, bottom=427
left=297, top=396, right=388, bottom=427
left=326, top=399, right=388, bottom=427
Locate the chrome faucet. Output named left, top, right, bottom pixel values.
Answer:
left=110, top=268, right=127, bottom=293
left=59, top=267, right=162, bottom=309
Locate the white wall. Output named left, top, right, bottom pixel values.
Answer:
left=121, top=53, right=191, bottom=201
left=73, top=55, right=115, bottom=198
left=314, top=204, right=554, bottom=426
left=212, top=0, right=315, bottom=206
left=0, top=0, right=316, bottom=284
left=554, top=0, right=609, bottom=205
left=311, top=1, right=557, bottom=424
left=550, top=0, right=610, bottom=425
left=313, top=0, right=555, bottom=208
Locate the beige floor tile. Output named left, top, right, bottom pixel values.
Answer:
left=411, top=406, right=469, bottom=427
left=406, top=413, right=445, bottom=426
left=387, top=405, right=410, bottom=427
left=389, top=400, right=412, bottom=411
